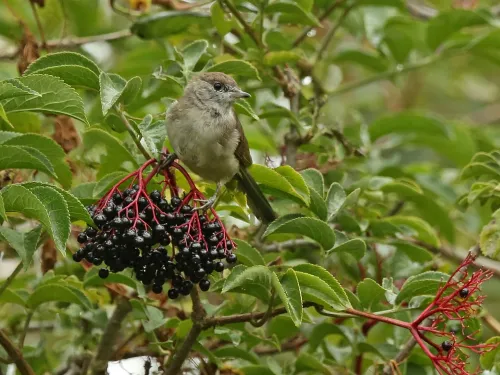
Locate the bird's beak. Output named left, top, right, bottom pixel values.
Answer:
left=232, top=88, right=251, bottom=99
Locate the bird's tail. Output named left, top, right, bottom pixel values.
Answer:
left=236, top=167, right=277, bottom=225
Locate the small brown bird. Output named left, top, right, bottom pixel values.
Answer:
left=165, top=72, right=276, bottom=224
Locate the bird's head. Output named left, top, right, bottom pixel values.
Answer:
left=184, top=72, right=250, bottom=110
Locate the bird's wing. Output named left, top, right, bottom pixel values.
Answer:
left=233, top=110, right=253, bottom=168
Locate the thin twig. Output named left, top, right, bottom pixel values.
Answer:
left=118, top=107, right=153, bottom=161
left=292, top=0, right=345, bottom=47
left=221, top=0, right=262, bottom=48
left=382, top=245, right=482, bottom=374
left=89, top=297, right=132, bottom=375
left=18, top=311, right=34, bottom=349
left=0, top=329, right=35, bottom=375
left=164, top=288, right=206, bottom=375
left=204, top=302, right=318, bottom=328
left=261, top=239, right=318, bottom=252
left=316, top=2, right=356, bottom=61
left=29, top=0, right=47, bottom=49
left=46, top=29, right=132, bottom=48
left=0, top=262, right=23, bottom=298
left=482, top=312, right=500, bottom=336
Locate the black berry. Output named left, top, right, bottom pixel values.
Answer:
left=459, top=288, right=469, bottom=298
left=199, top=279, right=210, bottom=291
left=77, top=233, right=87, bottom=244
left=226, top=254, right=237, bottom=264
left=99, top=268, right=109, bottom=279
left=214, top=262, right=224, bottom=272
left=168, top=288, right=179, bottom=299
left=441, top=341, right=453, bottom=352
left=152, top=284, right=163, bottom=294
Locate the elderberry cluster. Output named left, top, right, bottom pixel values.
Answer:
left=72, top=185, right=237, bottom=299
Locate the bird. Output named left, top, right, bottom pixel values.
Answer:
left=164, top=72, right=277, bottom=224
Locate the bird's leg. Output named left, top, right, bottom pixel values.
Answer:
left=159, top=152, right=177, bottom=170
left=194, top=182, right=223, bottom=212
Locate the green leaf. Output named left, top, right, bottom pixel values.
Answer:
left=308, top=322, right=348, bottom=352
left=233, top=239, right=265, bottom=266
left=1, top=75, right=88, bottom=124
left=24, top=51, right=101, bottom=90
left=461, top=162, right=500, bottom=180
left=182, top=40, right=209, bottom=72
left=294, top=263, right=350, bottom=309
left=369, top=114, right=448, bottom=142
left=0, top=288, right=26, bottom=307
left=0, top=80, right=40, bottom=101
left=480, top=336, right=500, bottom=370
left=3, top=133, right=73, bottom=188
left=480, top=221, right=500, bottom=258
left=326, top=182, right=346, bottom=221
left=295, top=352, right=331, bottom=374
left=93, top=171, right=129, bottom=199
left=263, top=50, right=302, bottom=66
left=391, top=240, right=433, bottom=262
left=21, top=182, right=93, bottom=225
left=249, top=164, right=308, bottom=205
left=240, top=366, right=277, bottom=375
left=0, top=104, right=13, bottom=129
left=207, top=60, right=261, bottom=81
left=334, top=50, right=389, bottom=72
left=83, top=128, right=139, bottom=178
left=0, top=194, right=5, bottom=222
left=300, top=168, right=324, bottom=197
left=1, top=184, right=52, bottom=229
left=214, top=347, right=259, bottom=365
left=27, top=186, right=70, bottom=256
left=99, top=73, right=142, bottom=115
left=27, top=283, right=91, bottom=309
left=266, top=1, right=321, bottom=26
left=84, top=270, right=138, bottom=290
left=234, top=100, right=259, bottom=121
left=222, top=265, right=273, bottom=302
left=426, top=9, right=489, bottom=50
left=0, top=145, right=57, bottom=179
left=275, top=165, right=310, bottom=206
left=272, top=269, right=302, bottom=327
left=308, top=188, right=328, bottom=221
left=0, top=226, right=43, bottom=269
left=327, top=238, right=366, bottom=260
left=211, top=2, right=232, bottom=36
left=357, top=278, right=386, bottom=311
left=264, top=215, right=335, bottom=250
left=131, top=11, right=211, bottom=39
left=139, top=115, right=166, bottom=157
left=382, top=216, right=440, bottom=247
left=396, top=271, right=449, bottom=304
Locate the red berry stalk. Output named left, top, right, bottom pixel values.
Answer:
left=344, top=253, right=497, bottom=375
left=72, top=156, right=238, bottom=299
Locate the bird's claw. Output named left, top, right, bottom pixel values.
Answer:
left=194, top=196, right=217, bottom=212
left=159, top=153, right=177, bottom=170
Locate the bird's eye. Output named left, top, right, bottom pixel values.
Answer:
left=213, top=82, right=223, bottom=91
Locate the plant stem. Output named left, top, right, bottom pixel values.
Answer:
left=18, top=311, right=34, bottom=349
left=293, top=0, right=346, bottom=47
left=164, top=288, right=206, bottom=375
left=316, top=2, right=356, bottom=61
left=89, top=297, right=132, bottom=375
left=0, top=262, right=23, bottom=298
left=46, top=29, right=132, bottom=49
left=0, top=329, right=35, bottom=375
left=221, top=0, right=262, bottom=48
left=29, top=0, right=47, bottom=49
left=117, top=107, right=153, bottom=161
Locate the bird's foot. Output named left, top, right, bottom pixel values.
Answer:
left=159, top=153, right=177, bottom=170
left=194, top=195, right=217, bottom=212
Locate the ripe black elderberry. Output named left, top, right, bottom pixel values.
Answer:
left=99, top=268, right=109, bottom=279
left=72, top=178, right=238, bottom=298
left=459, top=288, right=469, bottom=298
left=441, top=341, right=453, bottom=352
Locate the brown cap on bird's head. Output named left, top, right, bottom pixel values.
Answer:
left=196, top=72, right=237, bottom=87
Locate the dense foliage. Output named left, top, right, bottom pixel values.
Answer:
left=1, top=0, right=500, bottom=374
